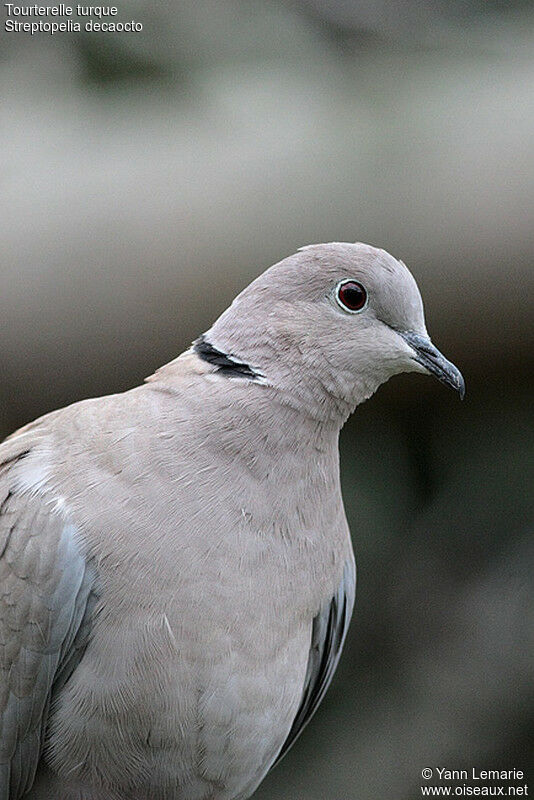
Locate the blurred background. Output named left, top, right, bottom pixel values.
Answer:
left=1, top=1, right=533, bottom=797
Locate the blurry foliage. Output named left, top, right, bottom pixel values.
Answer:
left=1, top=1, right=533, bottom=798
left=75, top=35, right=169, bottom=84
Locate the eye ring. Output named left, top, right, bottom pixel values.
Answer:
left=334, top=280, right=368, bottom=313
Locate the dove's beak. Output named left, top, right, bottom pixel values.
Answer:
left=400, top=331, right=465, bottom=399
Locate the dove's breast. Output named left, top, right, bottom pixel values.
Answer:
left=20, top=384, right=352, bottom=800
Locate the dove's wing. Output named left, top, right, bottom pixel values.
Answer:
left=0, top=446, right=95, bottom=800
left=274, top=558, right=356, bottom=765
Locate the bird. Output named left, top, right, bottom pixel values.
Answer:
left=0, top=242, right=464, bottom=800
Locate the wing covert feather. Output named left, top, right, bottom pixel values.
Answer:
left=0, top=456, right=94, bottom=800
left=274, top=559, right=356, bottom=766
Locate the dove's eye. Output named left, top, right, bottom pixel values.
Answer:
left=335, top=280, right=368, bottom=313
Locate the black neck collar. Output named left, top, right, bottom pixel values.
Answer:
left=193, top=335, right=259, bottom=380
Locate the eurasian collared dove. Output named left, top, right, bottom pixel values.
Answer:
left=0, top=242, right=464, bottom=800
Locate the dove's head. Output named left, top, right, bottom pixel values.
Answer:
left=201, top=242, right=464, bottom=422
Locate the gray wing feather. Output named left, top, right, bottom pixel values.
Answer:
left=0, top=460, right=95, bottom=800
left=274, top=559, right=356, bottom=765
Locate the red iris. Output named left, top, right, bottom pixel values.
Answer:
left=336, top=281, right=367, bottom=312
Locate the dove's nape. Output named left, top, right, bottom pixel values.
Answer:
left=0, top=242, right=462, bottom=800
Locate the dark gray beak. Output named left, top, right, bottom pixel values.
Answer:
left=400, top=331, right=465, bottom=399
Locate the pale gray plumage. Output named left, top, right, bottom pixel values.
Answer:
left=0, top=242, right=464, bottom=800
